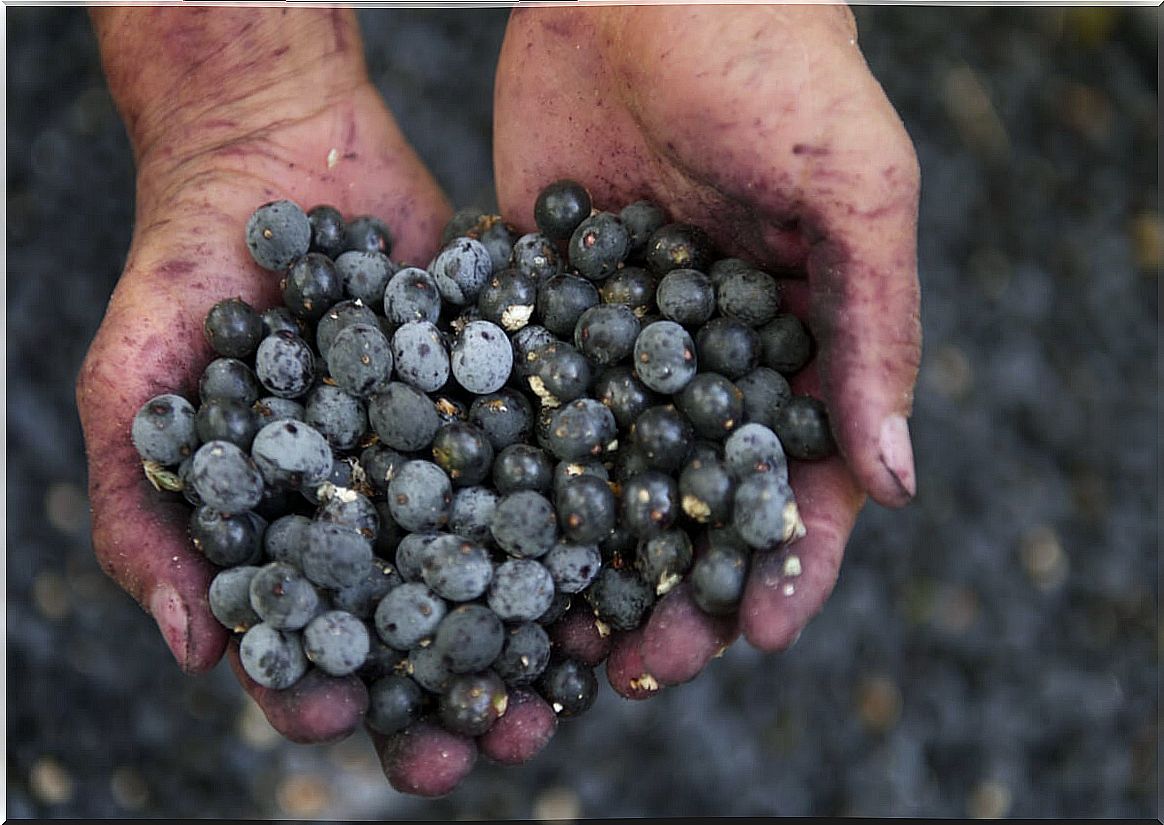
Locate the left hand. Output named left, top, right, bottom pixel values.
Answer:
left=494, top=5, right=922, bottom=688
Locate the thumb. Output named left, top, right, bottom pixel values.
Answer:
left=801, top=89, right=922, bottom=508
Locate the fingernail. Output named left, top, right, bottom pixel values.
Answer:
left=878, top=414, right=916, bottom=500
left=149, top=584, right=190, bottom=669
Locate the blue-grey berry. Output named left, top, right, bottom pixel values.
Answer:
left=239, top=623, right=309, bottom=689
left=303, top=610, right=371, bottom=676
left=250, top=419, right=334, bottom=491
left=246, top=200, right=311, bottom=272
left=391, top=321, right=450, bottom=393
left=451, top=320, right=513, bottom=395
left=132, top=394, right=199, bottom=465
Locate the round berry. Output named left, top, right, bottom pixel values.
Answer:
left=628, top=405, right=693, bottom=473
left=307, top=204, right=347, bottom=257
left=716, top=266, right=781, bottom=327
left=200, top=357, right=261, bottom=405
left=344, top=214, right=393, bottom=256
left=568, top=211, right=630, bottom=281
left=392, top=321, right=450, bottom=393
left=208, top=565, right=262, bottom=632
left=204, top=297, right=263, bottom=359
left=302, top=521, right=374, bottom=589
left=491, top=490, right=559, bottom=559
left=487, top=559, right=556, bottom=622
left=440, top=670, right=509, bottom=737
left=644, top=222, right=714, bottom=275
left=678, top=456, right=736, bottom=527
left=599, top=265, right=657, bottom=318
left=239, top=623, right=308, bottom=689
left=432, top=603, right=505, bottom=674
left=545, top=398, right=617, bottom=462
left=656, top=268, right=716, bottom=327
left=451, top=320, right=513, bottom=394
left=695, top=317, right=760, bottom=379
left=635, top=530, right=694, bottom=597
left=303, top=610, right=370, bottom=676
left=132, top=394, right=199, bottom=465
left=733, top=471, right=803, bottom=550
left=619, top=200, right=667, bottom=257
left=493, top=443, right=555, bottom=495
left=554, top=475, right=616, bottom=544
left=534, top=179, right=592, bottom=241
left=304, top=383, right=367, bottom=451
left=620, top=470, right=680, bottom=537
left=246, top=200, right=311, bottom=272
left=190, top=440, right=264, bottom=514
left=249, top=561, right=321, bottom=631
left=387, top=460, right=452, bottom=533
left=255, top=332, right=315, bottom=399
left=537, top=273, right=601, bottom=340
left=432, top=422, right=494, bottom=487
left=527, top=341, right=593, bottom=408
left=493, top=622, right=552, bottom=685
left=585, top=566, right=655, bottom=632
left=735, top=367, right=791, bottom=430
left=633, top=320, right=698, bottom=394
left=690, top=542, right=750, bottom=616
left=189, top=507, right=264, bottom=567
left=772, top=395, right=837, bottom=460
left=574, top=303, right=640, bottom=366
left=759, top=314, right=813, bottom=374
left=448, top=486, right=499, bottom=547
left=431, top=237, right=493, bottom=306
left=676, top=372, right=745, bottom=439
left=478, top=268, right=538, bottom=332
left=366, top=674, right=424, bottom=735
left=724, top=422, right=788, bottom=481
left=368, top=382, right=440, bottom=452
left=374, top=581, right=447, bottom=650
left=539, top=658, right=598, bottom=717
left=509, top=232, right=562, bottom=284
left=542, top=541, right=602, bottom=594
left=469, top=388, right=534, bottom=451
left=282, top=252, right=343, bottom=321
left=250, top=419, right=333, bottom=491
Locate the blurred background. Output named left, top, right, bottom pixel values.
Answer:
left=5, top=5, right=1159, bottom=820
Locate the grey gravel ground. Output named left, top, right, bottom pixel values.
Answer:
left=6, top=7, right=1159, bottom=820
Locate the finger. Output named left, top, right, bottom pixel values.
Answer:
left=477, top=688, right=558, bottom=766
left=638, top=582, right=738, bottom=686
left=76, top=262, right=255, bottom=673
left=606, top=626, right=663, bottom=700
left=226, top=642, right=369, bottom=744
left=546, top=604, right=613, bottom=667
left=739, top=454, right=864, bottom=652
left=374, top=720, right=477, bottom=798
left=798, top=78, right=923, bottom=508
left=78, top=326, right=226, bottom=673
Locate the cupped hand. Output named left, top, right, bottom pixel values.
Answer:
left=494, top=6, right=922, bottom=688
left=77, top=7, right=454, bottom=777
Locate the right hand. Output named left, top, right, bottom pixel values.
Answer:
left=78, top=5, right=473, bottom=791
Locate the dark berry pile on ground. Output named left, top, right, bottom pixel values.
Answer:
left=131, top=180, right=836, bottom=786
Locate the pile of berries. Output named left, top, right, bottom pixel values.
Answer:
left=130, top=179, right=835, bottom=769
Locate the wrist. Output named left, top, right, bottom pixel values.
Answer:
left=92, top=8, right=369, bottom=170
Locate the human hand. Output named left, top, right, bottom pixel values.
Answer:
left=494, top=6, right=921, bottom=688
left=77, top=4, right=454, bottom=768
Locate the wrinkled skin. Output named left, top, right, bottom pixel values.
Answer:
left=495, top=4, right=921, bottom=695
left=78, top=5, right=451, bottom=765
left=78, top=5, right=921, bottom=798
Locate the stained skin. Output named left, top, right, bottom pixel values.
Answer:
left=494, top=5, right=920, bottom=692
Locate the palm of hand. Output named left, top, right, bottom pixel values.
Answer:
left=494, top=6, right=920, bottom=667
left=76, top=83, right=450, bottom=738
